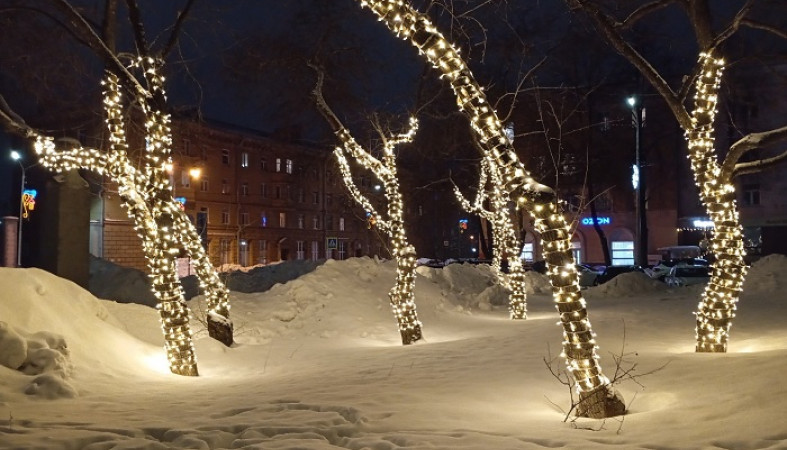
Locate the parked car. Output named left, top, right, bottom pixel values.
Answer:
left=577, top=264, right=604, bottom=288
left=664, top=266, right=711, bottom=287
left=646, top=258, right=709, bottom=281
left=594, top=265, right=644, bottom=285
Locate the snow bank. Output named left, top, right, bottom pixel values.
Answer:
left=743, top=253, right=787, bottom=293
left=589, top=271, right=668, bottom=296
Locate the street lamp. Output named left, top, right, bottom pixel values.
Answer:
left=10, top=150, right=25, bottom=267
left=627, top=96, right=648, bottom=266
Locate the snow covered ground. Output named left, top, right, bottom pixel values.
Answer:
left=1, top=255, right=786, bottom=449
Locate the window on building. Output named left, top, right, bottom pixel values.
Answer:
left=296, top=240, right=305, bottom=260
left=313, top=216, right=319, bottom=230
left=286, top=159, right=293, bottom=174
left=276, top=158, right=282, bottom=172
left=200, top=177, right=209, bottom=192
left=221, top=149, right=230, bottom=165
left=261, top=212, right=268, bottom=227
left=611, top=241, right=635, bottom=266
left=221, top=179, right=230, bottom=195
left=418, top=205, right=423, bottom=216
left=241, top=152, right=249, bottom=168
left=298, top=189, right=305, bottom=203
left=338, top=240, right=346, bottom=260
left=311, top=241, right=319, bottom=261
left=260, top=158, right=267, bottom=171
left=221, top=209, right=230, bottom=225
left=240, top=211, right=249, bottom=225
left=312, top=191, right=319, bottom=204
left=339, top=217, right=345, bottom=231
left=279, top=212, right=286, bottom=228
left=520, top=242, right=534, bottom=262
left=200, top=207, right=209, bottom=224
left=181, top=170, right=191, bottom=188
left=260, top=183, right=267, bottom=197
left=258, top=240, right=268, bottom=264
left=325, top=214, right=333, bottom=231
left=571, top=241, right=582, bottom=264
left=241, top=182, right=249, bottom=196
left=275, top=186, right=282, bottom=199
left=183, top=139, right=192, bottom=156
left=298, top=214, right=304, bottom=229
left=742, top=184, right=761, bottom=206
left=219, top=239, right=231, bottom=265
left=326, top=193, right=333, bottom=206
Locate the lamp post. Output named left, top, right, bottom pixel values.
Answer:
left=10, top=150, right=25, bottom=267
left=627, top=96, right=648, bottom=266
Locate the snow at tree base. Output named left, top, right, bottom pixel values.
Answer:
left=1, top=256, right=787, bottom=449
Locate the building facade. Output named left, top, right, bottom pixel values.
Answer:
left=90, top=118, right=384, bottom=272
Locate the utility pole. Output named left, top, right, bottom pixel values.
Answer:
left=628, top=96, right=648, bottom=266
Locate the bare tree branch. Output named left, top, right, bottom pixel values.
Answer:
left=740, top=18, right=787, bottom=40
left=161, top=0, right=198, bottom=57
left=620, top=0, right=678, bottom=30
left=721, top=125, right=787, bottom=181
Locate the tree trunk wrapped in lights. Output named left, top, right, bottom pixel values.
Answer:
left=29, top=63, right=233, bottom=375
left=453, top=156, right=528, bottom=319
left=356, top=0, right=624, bottom=417
left=688, top=52, right=746, bottom=353
left=313, top=74, right=423, bottom=345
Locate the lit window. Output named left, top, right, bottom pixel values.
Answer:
left=611, top=241, right=635, bottom=265
left=520, top=243, right=534, bottom=262
left=279, top=212, right=286, bottom=228
left=296, top=240, right=305, bottom=260
left=339, top=217, right=345, bottom=231
left=298, top=214, right=304, bottom=229
left=221, top=179, right=230, bottom=195
left=571, top=241, right=582, bottom=264
left=286, top=159, right=293, bottom=174
left=261, top=212, right=268, bottom=227
left=221, top=149, right=230, bottom=165
left=241, top=152, right=249, bottom=168
left=276, top=158, right=281, bottom=172
left=258, top=240, right=268, bottom=264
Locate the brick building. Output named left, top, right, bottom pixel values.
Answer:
left=90, top=117, right=384, bottom=272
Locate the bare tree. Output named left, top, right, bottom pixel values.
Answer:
left=354, top=0, right=626, bottom=418
left=0, top=0, right=233, bottom=376
left=567, top=0, right=787, bottom=353
left=313, top=69, right=424, bottom=345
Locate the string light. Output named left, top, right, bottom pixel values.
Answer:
left=331, top=118, right=423, bottom=345
left=30, top=60, right=234, bottom=375
left=356, top=0, right=624, bottom=416
left=454, top=156, right=527, bottom=319
left=687, top=52, right=746, bottom=353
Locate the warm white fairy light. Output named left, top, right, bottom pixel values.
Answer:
left=357, top=0, right=624, bottom=415
left=330, top=117, right=423, bottom=345
left=454, top=156, right=527, bottom=319
left=687, top=52, right=747, bottom=353
left=30, top=61, right=233, bottom=375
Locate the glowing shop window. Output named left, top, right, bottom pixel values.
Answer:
left=571, top=241, right=582, bottom=264
left=611, top=241, right=635, bottom=266
left=520, top=243, right=534, bottom=262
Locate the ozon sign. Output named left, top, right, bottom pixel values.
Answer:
left=581, top=216, right=611, bottom=226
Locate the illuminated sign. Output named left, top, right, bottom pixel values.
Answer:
left=631, top=164, right=639, bottom=189
left=693, top=219, right=714, bottom=229
left=22, top=189, right=37, bottom=218
left=581, top=216, right=611, bottom=226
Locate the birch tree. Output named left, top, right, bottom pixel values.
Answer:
left=313, top=70, right=424, bottom=345
left=567, top=0, right=787, bottom=353
left=354, top=0, right=626, bottom=418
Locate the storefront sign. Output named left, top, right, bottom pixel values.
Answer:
left=581, top=216, right=611, bottom=226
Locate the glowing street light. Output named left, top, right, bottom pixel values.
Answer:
left=10, top=150, right=26, bottom=267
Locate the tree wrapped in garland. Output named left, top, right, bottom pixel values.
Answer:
left=313, top=71, right=424, bottom=345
